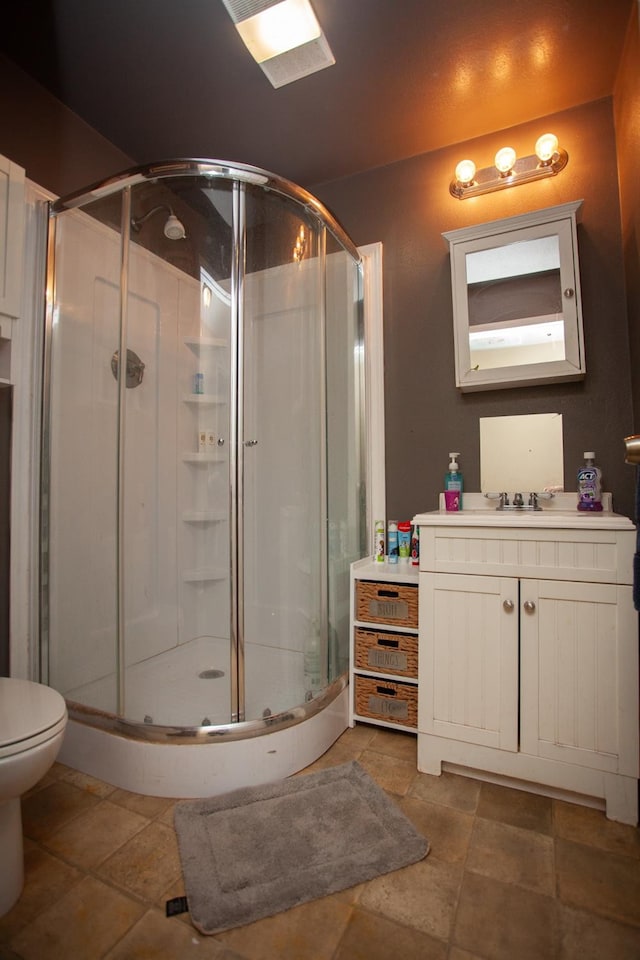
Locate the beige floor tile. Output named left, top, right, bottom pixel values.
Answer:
left=359, top=857, right=462, bottom=942
left=104, top=907, right=230, bottom=958
left=158, top=800, right=179, bottom=826
left=59, top=768, right=117, bottom=799
left=555, top=837, right=640, bottom=927
left=333, top=906, right=447, bottom=960
left=553, top=799, right=640, bottom=858
left=216, top=894, right=352, bottom=960
left=96, top=820, right=183, bottom=902
left=398, top=795, right=473, bottom=863
left=108, top=787, right=175, bottom=819
left=298, top=741, right=366, bottom=774
left=0, top=840, right=82, bottom=943
left=408, top=770, right=481, bottom=814
left=336, top=723, right=378, bottom=749
left=356, top=749, right=418, bottom=795
left=453, top=872, right=559, bottom=960
left=559, top=904, right=640, bottom=959
left=448, top=949, right=488, bottom=960
left=466, top=817, right=555, bottom=895
left=43, top=798, right=149, bottom=869
left=8, top=875, right=144, bottom=960
left=21, top=780, right=101, bottom=843
left=476, top=781, right=553, bottom=834
left=368, top=728, right=418, bottom=762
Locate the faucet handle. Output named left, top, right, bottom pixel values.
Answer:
left=483, top=492, right=508, bottom=510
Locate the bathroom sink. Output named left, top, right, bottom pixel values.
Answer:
left=413, top=492, right=635, bottom=531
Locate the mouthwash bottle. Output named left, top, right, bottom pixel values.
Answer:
left=577, top=452, right=603, bottom=511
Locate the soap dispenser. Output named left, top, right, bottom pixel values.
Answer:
left=445, top=452, right=463, bottom=510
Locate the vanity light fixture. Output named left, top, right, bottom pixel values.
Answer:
left=450, top=133, right=568, bottom=200
left=293, top=224, right=307, bottom=262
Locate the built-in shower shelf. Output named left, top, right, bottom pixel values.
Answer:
left=182, top=510, right=227, bottom=523
left=183, top=567, right=228, bottom=583
left=182, top=452, right=226, bottom=464
left=182, top=393, right=226, bottom=405
left=183, top=336, right=227, bottom=353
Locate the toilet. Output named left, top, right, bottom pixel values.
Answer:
left=0, top=678, right=67, bottom=916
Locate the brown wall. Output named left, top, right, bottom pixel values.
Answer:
left=315, top=98, right=636, bottom=521
left=0, top=52, right=635, bottom=523
left=615, top=3, right=640, bottom=433
left=0, top=55, right=133, bottom=197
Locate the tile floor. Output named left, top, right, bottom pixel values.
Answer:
left=1, top=724, right=639, bottom=959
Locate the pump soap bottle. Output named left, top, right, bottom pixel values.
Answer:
left=577, top=452, right=603, bottom=512
left=444, top=452, right=463, bottom=511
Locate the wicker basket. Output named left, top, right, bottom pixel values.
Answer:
left=355, top=579, right=418, bottom=628
left=354, top=627, right=418, bottom=679
left=354, top=675, right=418, bottom=728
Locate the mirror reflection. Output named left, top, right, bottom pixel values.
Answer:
left=480, top=412, right=564, bottom=493
left=466, top=235, right=565, bottom=370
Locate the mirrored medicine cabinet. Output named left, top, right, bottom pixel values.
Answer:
left=443, top=200, right=585, bottom=392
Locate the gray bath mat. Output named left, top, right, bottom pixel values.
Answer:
left=173, top=759, right=429, bottom=935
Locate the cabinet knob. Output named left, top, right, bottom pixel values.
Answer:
left=563, top=288, right=575, bottom=298
left=503, top=600, right=515, bottom=612
left=523, top=600, right=536, bottom=613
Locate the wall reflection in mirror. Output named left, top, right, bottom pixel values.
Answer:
left=466, top=235, right=565, bottom=370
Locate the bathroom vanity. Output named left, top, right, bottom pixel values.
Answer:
left=413, top=494, right=638, bottom=824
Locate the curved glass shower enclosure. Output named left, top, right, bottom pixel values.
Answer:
left=42, top=160, right=365, bottom=737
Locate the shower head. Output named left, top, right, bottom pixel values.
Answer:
left=130, top=204, right=186, bottom=240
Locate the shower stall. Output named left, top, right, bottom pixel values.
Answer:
left=41, top=160, right=365, bottom=796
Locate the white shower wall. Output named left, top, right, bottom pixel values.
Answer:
left=47, top=207, right=346, bottom=724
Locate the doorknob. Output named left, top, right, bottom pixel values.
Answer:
left=523, top=600, right=536, bottom=613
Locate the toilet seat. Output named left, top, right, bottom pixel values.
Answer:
left=0, top=679, right=67, bottom=760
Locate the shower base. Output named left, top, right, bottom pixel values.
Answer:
left=57, top=683, right=349, bottom=798
left=63, top=635, right=314, bottom=728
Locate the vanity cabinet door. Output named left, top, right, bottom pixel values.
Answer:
left=519, top=579, right=638, bottom=776
left=419, top=572, right=518, bottom=751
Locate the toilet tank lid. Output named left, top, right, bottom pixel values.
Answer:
left=0, top=679, right=67, bottom=747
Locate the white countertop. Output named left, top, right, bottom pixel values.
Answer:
left=413, top=492, right=635, bottom=531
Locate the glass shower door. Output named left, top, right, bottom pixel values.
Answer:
left=240, top=187, right=325, bottom=721
left=121, top=179, right=234, bottom=727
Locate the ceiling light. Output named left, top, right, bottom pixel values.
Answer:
left=221, top=0, right=335, bottom=87
left=450, top=134, right=568, bottom=200
left=235, top=0, right=321, bottom=62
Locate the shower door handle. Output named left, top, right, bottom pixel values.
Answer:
left=244, top=439, right=258, bottom=446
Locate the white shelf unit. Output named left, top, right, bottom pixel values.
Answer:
left=178, top=327, right=230, bottom=648
left=349, top=557, right=420, bottom=733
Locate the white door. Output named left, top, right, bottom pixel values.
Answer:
left=520, top=579, right=638, bottom=775
left=419, top=572, right=519, bottom=750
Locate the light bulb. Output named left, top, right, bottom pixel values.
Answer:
left=535, top=132, right=559, bottom=163
left=455, top=159, right=476, bottom=186
left=494, top=146, right=516, bottom=175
